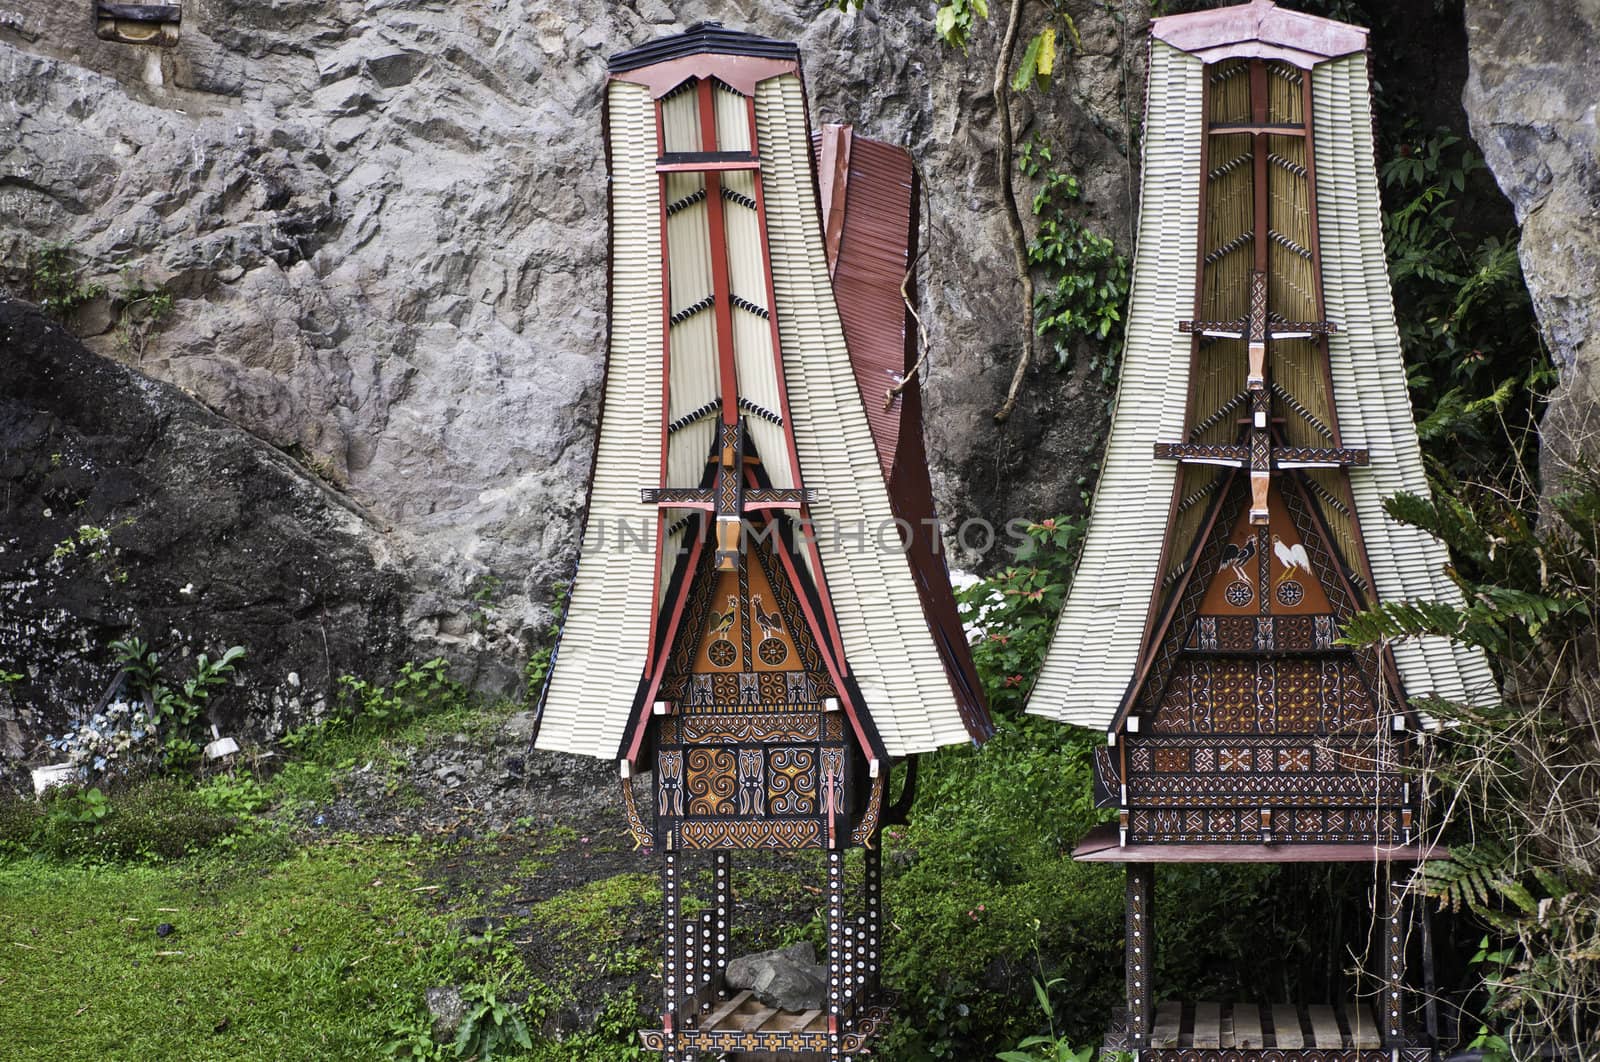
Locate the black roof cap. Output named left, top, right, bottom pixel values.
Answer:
left=608, top=21, right=800, bottom=74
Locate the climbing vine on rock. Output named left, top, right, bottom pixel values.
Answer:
left=832, top=0, right=1100, bottom=423
left=1021, top=138, right=1130, bottom=391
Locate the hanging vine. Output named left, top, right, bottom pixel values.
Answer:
left=831, top=0, right=1128, bottom=423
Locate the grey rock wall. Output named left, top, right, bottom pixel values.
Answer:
left=0, top=0, right=1146, bottom=707
left=1463, top=0, right=1600, bottom=483
left=0, top=295, right=407, bottom=785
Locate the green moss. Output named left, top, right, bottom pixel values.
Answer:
left=527, top=872, right=659, bottom=941
left=0, top=841, right=456, bottom=1062
left=0, top=778, right=283, bottom=864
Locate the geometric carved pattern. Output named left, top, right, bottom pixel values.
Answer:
left=1126, top=805, right=1400, bottom=844
left=637, top=1004, right=892, bottom=1055
left=1137, top=1052, right=1428, bottom=1062
left=1185, top=613, right=1338, bottom=652
left=1126, top=863, right=1153, bottom=1046
left=682, top=713, right=821, bottom=744
left=677, top=819, right=822, bottom=849
left=1123, top=771, right=1402, bottom=806
left=1152, top=657, right=1376, bottom=733
left=850, top=774, right=886, bottom=846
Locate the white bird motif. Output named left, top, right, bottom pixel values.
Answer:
left=1271, top=534, right=1313, bottom=585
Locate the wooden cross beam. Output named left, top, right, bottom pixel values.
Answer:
left=1176, top=317, right=1337, bottom=337
left=1156, top=438, right=1366, bottom=525
left=1153, top=442, right=1368, bottom=469
left=638, top=486, right=814, bottom=508
left=1178, top=273, right=1337, bottom=392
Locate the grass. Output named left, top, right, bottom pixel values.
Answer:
left=0, top=840, right=457, bottom=1062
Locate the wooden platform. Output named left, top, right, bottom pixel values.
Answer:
left=1124, top=1001, right=1384, bottom=1051
left=692, top=990, right=826, bottom=1035
left=640, top=997, right=889, bottom=1056
left=1074, top=824, right=1441, bottom=863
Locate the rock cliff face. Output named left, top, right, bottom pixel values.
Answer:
left=1463, top=0, right=1600, bottom=482
left=0, top=295, right=406, bottom=784
left=0, top=0, right=1152, bottom=751
left=0, top=1, right=1144, bottom=742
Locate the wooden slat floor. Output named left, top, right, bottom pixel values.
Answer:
left=689, top=991, right=828, bottom=1034
left=1145, top=1001, right=1384, bottom=1050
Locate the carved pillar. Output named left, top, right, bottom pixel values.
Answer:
left=827, top=847, right=845, bottom=1060
left=865, top=843, right=882, bottom=996
left=663, top=851, right=682, bottom=1062
left=713, top=850, right=731, bottom=995
left=1385, top=870, right=1407, bottom=1046
left=1126, top=862, right=1154, bottom=1048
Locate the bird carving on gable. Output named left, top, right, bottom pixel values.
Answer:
left=709, top=594, right=740, bottom=638
left=1218, top=536, right=1257, bottom=582
left=751, top=593, right=784, bottom=641
left=1272, top=534, right=1313, bottom=585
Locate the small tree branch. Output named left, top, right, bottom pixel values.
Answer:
left=992, top=0, right=1036, bottom=424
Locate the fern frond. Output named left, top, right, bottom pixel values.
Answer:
left=1422, top=844, right=1510, bottom=914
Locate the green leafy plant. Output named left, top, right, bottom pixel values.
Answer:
left=524, top=583, right=568, bottom=703
left=385, top=1010, right=447, bottom=1061
left=997, top=925, right=1095, bottom=1062
left=996, top=979, right=1093, bottom=1062
left=933, top=0, right=989, bottom=49
left=958, top=516, right=1084, bottom=716
left=1379, top=125, right=1544, bottom=478
left=108, top=636, right=246, bottom=776
left=335, top=657, right=466, bottom=734
left=114, top=274, right=176, bottom=360
left=1343, top=465, right=1600, bottom=1054
left=27, top=242, right=106, bottom=319
left=453, top=980, right=533, bottom=1060
left=51, top=786, right=110, bottom=827
left=1025, top=162, right=1130, bottom=389
left=468, top=573, right=505, bottom=635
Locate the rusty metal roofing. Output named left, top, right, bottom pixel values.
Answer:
left=1151, top=0, right=1366, bottom=68
left=816, top=124, right=992, bottom=742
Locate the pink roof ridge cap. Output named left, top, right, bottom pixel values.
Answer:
left=1151, top=0, right=1366, bottom=64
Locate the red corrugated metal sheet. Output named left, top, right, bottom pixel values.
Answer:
left=816, top=127, right=992, bottom=742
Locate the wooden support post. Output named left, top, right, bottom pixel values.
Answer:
left=663, top=851, right=682, bottom=1061
left=685, top=907, right=699, bottom=1019
left=1126, top=862, right=1154, bottom=1048
left=713, top=851, right=731, bottom=996
left=827, top=848, right=845, bottom=1060
left=866, top=842, right=882, bottom=996
left=1385, top=871, right=1407, bottom=1046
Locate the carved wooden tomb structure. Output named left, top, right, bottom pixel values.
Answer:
left=534, top=23, right=991, bottom=1060
left=1030, top=3, right=1495, bottom=1060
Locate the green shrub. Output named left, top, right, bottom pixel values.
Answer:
left=5, top=777, right=259, bottom=863
left=335, top=657, right=468, bottom=734
left=881, top=718, right=1122, bottom=1058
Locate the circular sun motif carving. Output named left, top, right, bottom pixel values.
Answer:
left=1276, top=580, right=1305, bottom=607
left=758, top=637, right=789, bottom=666
left=707, top=639, right=737, bottom=668
left=1224, top=580, right=1254, bottom=608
